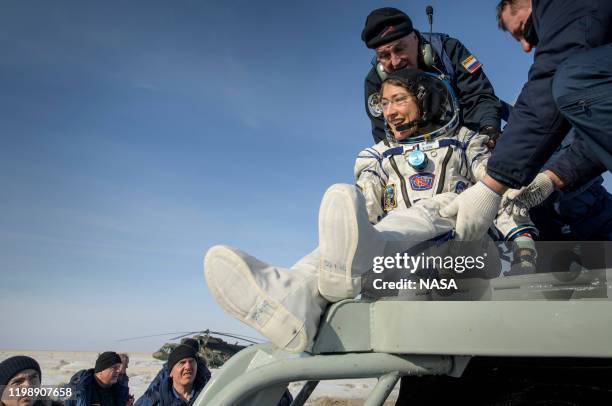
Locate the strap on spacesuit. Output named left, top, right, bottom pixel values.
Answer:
left=382, top=139, right=463, bottom=158
left=382, top=147, right=404, bottom=157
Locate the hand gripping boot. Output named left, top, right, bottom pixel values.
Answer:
left=318, top=184, right=386, bottom=302
left=204, top=245, right=326, bottom=353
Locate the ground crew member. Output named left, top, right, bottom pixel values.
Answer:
left=362, top=7, right=502, bottom=144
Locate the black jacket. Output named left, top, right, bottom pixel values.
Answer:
left=135, top=358, right=292, bottom=406
left=546, top=134, right=607, bottom=191
left=134, top=365, right=209, bottom=406
left=136, top=359, right=210, bottom=405
left=365, top=31, right=502, bottom=143
left=65, top=369, right=129, bottom=406
left=33, top=400, right=64, bottom=406
left=487, top=0, right=612, bottom=188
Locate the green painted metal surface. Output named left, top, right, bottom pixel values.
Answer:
left=198, top=349, right=451, bottom=405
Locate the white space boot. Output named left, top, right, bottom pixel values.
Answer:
left=318, top=184, right=386, bottom=302
left=204, top=245, right=326, bottom=353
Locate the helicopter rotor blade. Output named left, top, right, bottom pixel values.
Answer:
left=118, top=330, right=264, bottom=345
left=117, top=332, right=194, bottom=342
left=207, top=331, right=263, bottom=344
left=172, top=331, right=261, bottom=345
left=169, top=330, right=259, bottom=343
left=169, top=331, right=203, bottom=341
left=209, top=331, right=263, bottom=342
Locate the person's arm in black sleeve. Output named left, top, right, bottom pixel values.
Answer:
left=487, top=65, right=571, bottom=189
left=444, top=37, right=502, bottom=132
left=545, top=134, right=607, bottom=192
left=487, top=0, right=608, bottom=189
left=364, top=68, right=386, bottom=143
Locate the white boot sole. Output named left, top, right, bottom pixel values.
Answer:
left=318, top=185, right=363, bottom=302
left=204, top=245, right=308, bottom=353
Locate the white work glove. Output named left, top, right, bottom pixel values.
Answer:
left=439, top=181, right=501, bottom=240
left=502, top=172, right=555, bottom=217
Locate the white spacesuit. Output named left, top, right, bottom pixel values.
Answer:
left=204, top=71, right=536, bottom=354
left=356, top=127, right=535, bottom=243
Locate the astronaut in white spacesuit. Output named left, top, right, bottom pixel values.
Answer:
left=204, top=70, right=536, bottom=354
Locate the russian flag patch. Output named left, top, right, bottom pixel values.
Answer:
left=461, top=55, right=482, bottom=73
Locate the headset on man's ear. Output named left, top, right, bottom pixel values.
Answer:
left=421, top=42, right=435, bottom=69
left=422, top=5, right=435, bottom=69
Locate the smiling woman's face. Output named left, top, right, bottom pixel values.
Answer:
left=381, top=82, right=420, bottom=141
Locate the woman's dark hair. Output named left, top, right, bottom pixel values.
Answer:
left=381, top=74, right=448, bottom=132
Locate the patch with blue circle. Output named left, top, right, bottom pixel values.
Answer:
left=384, top=183, right=397, bottom=210
left=409, top=173, right=435, bottom=191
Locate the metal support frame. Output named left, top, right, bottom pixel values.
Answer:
left=363, top=372, right=401, bottom=406
left=196, top=269, right=612, bottom=405
left=196, top=345, right=452, bottom=406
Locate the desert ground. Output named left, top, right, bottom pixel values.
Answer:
left=0, top=350, right=398, bottom=405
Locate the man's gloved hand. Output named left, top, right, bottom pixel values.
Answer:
left=480, top=125, right=500, bottom=149
left=439, top=181, right=501, bottom=240
left=502, top=172, right=555, bottom=217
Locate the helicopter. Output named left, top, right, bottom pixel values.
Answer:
left=120, top=330, right=262, bottom=368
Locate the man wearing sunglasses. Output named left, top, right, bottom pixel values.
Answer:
left=439, top=0, right=612, bottom=241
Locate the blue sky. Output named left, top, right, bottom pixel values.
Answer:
left=1, top=0, right=608, bottom=352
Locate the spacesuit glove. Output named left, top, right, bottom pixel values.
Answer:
left=502, top=172, right=555, bottom=218
left=439, top=181, right=501, bottom=240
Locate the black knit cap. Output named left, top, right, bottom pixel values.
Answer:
left=0, top=356, right=41, bottom=386
left=362, top=7, right=414, bottom=49
left=94, top=352, right=122, bottom=373
left=167, top=344, right=197, bottom=373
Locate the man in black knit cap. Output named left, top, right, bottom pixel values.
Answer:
left=137, top=339, right=292, bottom=406
left=138, top=339, right=211, bottom=404
left=1, top=355, right=42, bottom=406
left=0, top=355, right=64, bottom=406
left=65, top=351, right=129, bottom=406
left=362, top=7, right=502, bottom=145
left=135, top=344, right=208, bottom=406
